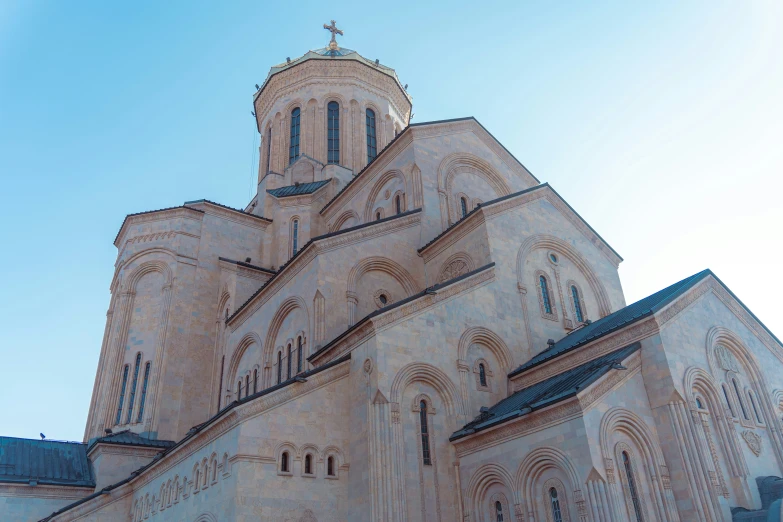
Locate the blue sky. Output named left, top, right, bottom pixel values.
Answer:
left=1, top=1, right=781, bottom=441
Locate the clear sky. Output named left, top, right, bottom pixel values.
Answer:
left=1, top=1, right=781, bottom=441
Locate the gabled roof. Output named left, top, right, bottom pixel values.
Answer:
left=0, top=436, right=94, bottom=487
left=267, top=180, right=330, bottom=198
left=451, top=343, right=641, bottom=441
left=510, top=270, right=711, bottom=377
left=87, top=431, right=175, bottom=453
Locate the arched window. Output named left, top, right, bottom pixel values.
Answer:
left=291, top=219, right=299, bottom=256
left=366, top=108, right=377, bottom=162
left=194, top=469, right=200, bottom=491
left=622, top=451, right=644, bottom=522
left=549, top=488, right=563, bottom=522
left=245, top=375, right=250, bottom=398
left=277, top=351, right=282, bottom=384
left=286, top=344, right=292, bottom=380
left=253, top=369, right=258, bottom=394
left=695, top=397, right=704, bottom=409
left=419, top=400, right=432, bottom=465
left=265, top=126, right=272, bottom=174
left=126, top=353, right=142, bottom=424
left=115, top=365, right=129, bottom=425
left=376, top=211, right=381, bottom=221
left=479, top=363, right=487, bottom=387
left=733, top=378, right=749, bottom=420
left=304, top=454, right=312, bottom=475
left=571, top=285, right=584, bottom=323
left=281, top=451, right=289, bottom=473
left=297, top=337, right=303, bottom=374
left=237, top=380, right=242, bottom=400
left=289, top=107, right=300, bottom=164
left=137, top=362, right=151, bottom=423
left=722, top=384, right=735, bottom=417
left=327, top=101, right=340, bottom=164
left=748, top=391, right=762, bottom=423
left=460, top=197, right=468, bottom=218
left=495, top=500, right=505, bottom=522
left=540, top=275, right=553, bottom=314
left=395, top=194, right=402, bottom=215
left=327, top=456, right=335, bottom=476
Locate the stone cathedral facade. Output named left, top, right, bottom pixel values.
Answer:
left=3, top=25, right=783, bottom=522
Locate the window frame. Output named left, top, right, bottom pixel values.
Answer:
left=327, top=101, right=340, bottom=164
left=536, top=271, right=559, bottom=321
left=289, top=107, right=301, bottom=165
left=366, top=107, right=377, bottom=163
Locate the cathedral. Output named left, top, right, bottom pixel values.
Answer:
left=4, top=23, right=783, bottom=522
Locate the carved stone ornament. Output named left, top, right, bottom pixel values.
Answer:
left=438, top=259, right=469, bottom=283
left=299, top=508, right=318, bottom=522
left=741, top=430, right=762, bottom=456
left=716, top=344, right=740, bottom=373
left=363, top=358, right=373, bottom=375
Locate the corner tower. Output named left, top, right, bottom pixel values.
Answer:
left=253, top=22, right=412, bottom=209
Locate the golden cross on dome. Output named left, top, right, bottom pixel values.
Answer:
left=323, top=20, right=343, bottom=50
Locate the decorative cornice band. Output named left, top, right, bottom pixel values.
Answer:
left=186, top=201, right=272, bottom=231
left=0, top=483, right=94, bottom=500
left=114, top=207, right=204, bottom=247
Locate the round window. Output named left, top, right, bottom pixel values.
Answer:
left=549, top=253, right=558, bottom=263
left=379, top=294, right=388, bottom=305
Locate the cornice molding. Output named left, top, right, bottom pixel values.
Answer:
left=218, top=259, right=274, bottom=283
left=655, top=276, right=783, bottom=364
left=577, top=351, right=642, bottom=410
left=87, top=443, right=163, bottom=460
left=510, top=317, right=658, bottom=389
left=310, top=266, right=496, bottom=365
left=452, top=399, right=583, bottom=457
left=114, top=207, right=204, bottom=248
left=254, top=60, right=412, bottom=128
left=184, top=201, right=272, bottom=231
left=420, top=210, right=487, bottom=263
left=0, top=483, right=93, bottom=500
left=229, top=211, right=421, bottom=330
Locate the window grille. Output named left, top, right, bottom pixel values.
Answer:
left=622, top=452, right=644, bottom=522
left=115, top=365, right=129, bottom=425
left=137, top=362, right=151, bottom=423
left=571, top=285, right=584, bottom=322
left=327, top=102, right=340, bottom=164
left=292, top=219, right=299, bottom=255
left=550, top=488, right=563, bottom=522
left=420, top=400, right=432, bottom=465
left=289, top=108, right=300, bottom=164
left=366, top=108, right=377, bottom=162
left=126, top=353, right=142, bottom=424
left=495, top=501, right=505, bottom=522
left=479, top=363, right=487, bottom=387
left=461, top=197, right=468, bottom=218
left=540, top=276, right=553, bottom=314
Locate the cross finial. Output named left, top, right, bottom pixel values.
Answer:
left=323, top=20, right=343, bottom=50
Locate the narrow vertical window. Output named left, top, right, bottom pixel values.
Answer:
left=126, top=353, right=142, bottom=424
left=460, top=197, right=468, bottom=218
left=305, top=454, right=312, bottom=475
left=540, top=276, right=553, bottom=314
left=291, top=219, right=299, bottom=256
left=136, top=362, right=151, bottom=423
left=218, top=355, right=224, bottom=410
left=115, top=365, right=129, bottom=425
left=748, top=391, right=762, bottom=423
left=376, top=211, right=381, bottom=221
left=245, top=375, right=249, bottom=398
left=419, top=400, right=432, bottom=465
left=550, top=488, right=563, bottom=522
left=733, top=379, right=749, bottom=420
left=265, top=126, right=272, bottom=174
left=237, top=380, right=242, bottom=400
left=289, top=107, right=300, bottom=164
left=479, top=363, right=487, bottom=387
left=622, top=451, right=644, bottom=522
left=287, top=344, right=292, bottom=380
left=253, top=369, right=258, bottom=394
left=366, top=108, right=377, bottom=162
left=327, top=101, right=340, bottom=164
left=571, top=285, right=584, bottom=322
left=281, top=452, right=289, bottom=473
left=395, top=195, right=402, bottom=215
left=327, top=456, right=335, bottom=476
left=297, top=337, right=303, bottom=374
left=723, top=384, right=735, bottom=417
left=495, top=501, right=505, bottom=522
left=277, top=351, right=282, bottom=384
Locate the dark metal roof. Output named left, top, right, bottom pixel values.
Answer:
left=451, top=343, right=641, bottom=441
left=87, top=431, right=175, bottom=453
left=267, top=180, right=330, bottom=198
left=308, top=262, right=496, bottom=363
left=510, top=270, right=711, bottom=377
left=0, top=437, right=95, bottom=487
